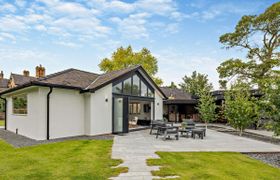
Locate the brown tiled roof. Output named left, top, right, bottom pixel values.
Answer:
left=85, top=65, right=140, bottom=90
left=0, top=65, right=165, bottom=98
left=11, top=74, right=37, bottom=85
left=38, top=69, right=100, bottom=89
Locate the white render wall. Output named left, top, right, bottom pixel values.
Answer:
left=89, top=84, right=112, bottom=135
left=49, top=88, right=85, bottom=139
left=155, top=91, right=163, bottom=120
left=6, top=87, right=47, bottom=140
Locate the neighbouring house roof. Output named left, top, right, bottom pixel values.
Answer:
left=11, top=73, right=37, bottom=86
left=0, top=78, right=9, bottom=91
left=160, top=87, right=197, bottom=104
left=211, top=89, right=262, bottom=101
left=0, top=65, right=166, bottom=98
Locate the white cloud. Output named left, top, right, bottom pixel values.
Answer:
left=0, top=15, right=28, bottom=32
left=111, top=13, right=150, bottom=39
left=54, top=2, right=94, bottom=17
left=186, top=1, right=265, bottom=21
left=53, top=17, right=110, bottom=36
left=54, top=41, right=81, bottom=48
left=0, top=0, right=184, bottom=45
left=0, top=3, right=17, bottom=13
left=35, top=24, right=47, bottom=31
left=136, top=0, right=176, bottom=16
left=0, top=32, right=16, bottom=42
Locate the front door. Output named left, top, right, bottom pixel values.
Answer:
left=113, top=97, right=128, bottom=133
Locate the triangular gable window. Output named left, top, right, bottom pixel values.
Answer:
left=112, top=73, right=154, bottom=98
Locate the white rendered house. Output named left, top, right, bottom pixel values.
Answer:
left=0, top=65, right=165, bottom=140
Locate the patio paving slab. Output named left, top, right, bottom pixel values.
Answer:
left=111, top=129, right=280, bottom=180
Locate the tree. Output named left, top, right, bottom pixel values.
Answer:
left=179, top=71, right=213, bottom=97
left=167, top=82, right=177, bottom=88
left=196, top=89, right=217, bottom=129
left=99, top=46, right=163, bottom=85
left=217, top=2, right=280, bottom=89
left=0, top=99, right=4, bottom=112
left=261, top=79, right=280, bottom=136
left=224, top=82, right=260, bottom=136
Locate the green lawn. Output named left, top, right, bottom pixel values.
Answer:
left=147, top=152, right=280, bottom=180
left=0, top=120, right=4, bottom=126
left=0, top=139, right=127, bottom=179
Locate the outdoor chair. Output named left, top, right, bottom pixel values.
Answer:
left=156, top=124, right=179, bottom=140
left=180, top=120, right=207, bottom=138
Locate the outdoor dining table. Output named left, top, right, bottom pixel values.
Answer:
left=156, top=126, right=179, bottom=140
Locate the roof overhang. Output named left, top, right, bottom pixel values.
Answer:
left=164, top=99, right=198, bottom=105
left=0, top=81, right=82, bottom=97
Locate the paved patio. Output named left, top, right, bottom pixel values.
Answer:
left=111, top=129, right=280, bottom=180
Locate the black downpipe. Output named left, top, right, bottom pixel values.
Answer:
left=47, top=87, right=53, bottom=140
left=0, top=97, right=7, bottom=130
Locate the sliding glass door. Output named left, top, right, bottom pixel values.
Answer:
left=113, top=97, right=128, bottom=133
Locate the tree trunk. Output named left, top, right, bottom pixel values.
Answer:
left=239, top=129, right=243, bottom=136
left=205, top=122, right=208, bottom=130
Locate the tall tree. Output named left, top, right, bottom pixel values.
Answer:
left=167, top=82, right=177, bottom=88
left=196, top=88, right=217, bottom=129
left=179, top=71, right=213, bottom=97
left=224, top=82, right=260, bottom=136
left=99, top=46, right=163, bottom=85
left=217, top=2, right=280, bottom=89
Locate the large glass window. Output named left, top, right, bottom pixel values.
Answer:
left=113, top=82, right=122, bottom=94
left=141, top=81, right=147, bottom=96
left=123, top=78, right=132, bottom=94
left=132, top=75, right=140, bottom=96
left=129, top=103, right=141, bottom=114
left=112, top=73, right=154, bottom=98
left=13, top=94, right=28, bottom=115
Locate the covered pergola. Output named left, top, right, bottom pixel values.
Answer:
left=160, top=87, right=198, bottom=122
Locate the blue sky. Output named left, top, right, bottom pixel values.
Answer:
left=0, top=0, right=278, bottom=89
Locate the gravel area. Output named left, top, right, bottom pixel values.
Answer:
left=208, top=126, right=280, bottom=145
left=245, top=152, right=280, bottom=168
left=0, top=129, right=114, bottom=148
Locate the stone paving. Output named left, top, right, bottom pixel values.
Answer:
left=111, top=129, right=280, bottom=180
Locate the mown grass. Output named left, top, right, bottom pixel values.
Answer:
left=0, top=120, right=4, bottom=126
left=0, top=139, right=127, bottom=179
left=147, top=152, right=280, bottom=180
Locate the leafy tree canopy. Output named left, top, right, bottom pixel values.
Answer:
left=179, top=71, right=213, bottom=97
left=196, top=88, right=217, bottom=128
left=167, top=82, right=177, bottom=88
left=99, top=46, right=163, bottom=86
left=224, top=81, right=260, bottom=136
left=217, top=2, right=280, bottom=89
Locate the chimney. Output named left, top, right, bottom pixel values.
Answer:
left=0, top=71, right=3, bottom=79
left=36, top=65, right=45, bottom=78
left=23, top=70, right=30, bottom=77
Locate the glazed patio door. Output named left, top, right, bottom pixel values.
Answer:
left=113, top=97, right=128, bottom=133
